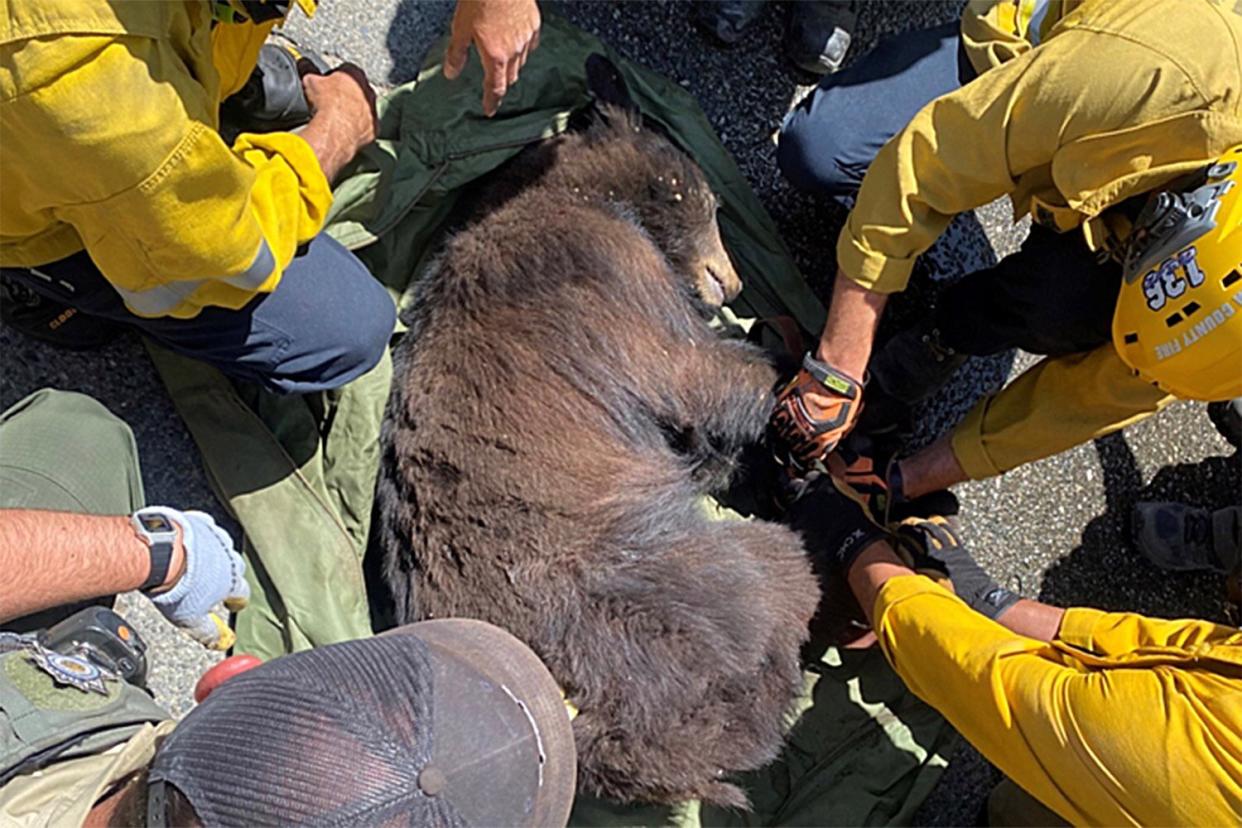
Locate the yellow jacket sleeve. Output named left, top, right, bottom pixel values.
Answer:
left=212, top=19, right=280, bottom=100
left=836, top=43, right=1046, bottom=294
left=950, top=345, right=1174, bottom=479
left=958, top=1, right=1088, bottom=73
left=837, top=9, right=1234, bottom=294
left=959, top=0, right=1034, bottom=72
left=1058, top=604, right=1242, bottom=654
left=873, top=576, right=1242, bottom=826
left=23, top=33, right=331, bottom=318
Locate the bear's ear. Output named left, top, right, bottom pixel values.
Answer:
left=585, top=53, right=641, bottom=128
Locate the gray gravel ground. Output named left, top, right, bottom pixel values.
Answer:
left=2, top=1, right=1237, bottom=824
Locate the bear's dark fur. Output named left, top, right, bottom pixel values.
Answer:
left=376, top=58, right=819, bottom=808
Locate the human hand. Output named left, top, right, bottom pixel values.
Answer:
left=824, top=435, right=907, bottom=525
left=444, top=0, right=542, bottom=117
left=300, top=63, right=379, bottom=181
left=787, top=476, right=890, bottom=577
left=144, top=509, right=249, bottom=651
left=894, top=513, right=1018, bottom=620
left=769, top=353, right=864, bottom=477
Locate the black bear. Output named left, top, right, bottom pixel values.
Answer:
left=376, top=56, right=819, bottom=807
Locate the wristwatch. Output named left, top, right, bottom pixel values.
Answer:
left=130, top=508, right=178, bottom=592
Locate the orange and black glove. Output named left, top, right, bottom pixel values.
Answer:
left=827, top=435, right=905, bottom=525
left=770, top=353, right=864, bottom=477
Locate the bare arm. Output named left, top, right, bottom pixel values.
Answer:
left=0, top=510, right=184, bottom=623
left=846, top=541, right=1064, bottom=641
left=814, top=268, right=889, bottom=380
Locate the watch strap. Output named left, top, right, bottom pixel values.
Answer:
left=132, top=510, right=177, bottom=592
left=139, top=536, right=174, bottom=592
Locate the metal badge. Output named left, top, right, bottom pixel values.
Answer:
left=27, top=648, right=115, bottom=695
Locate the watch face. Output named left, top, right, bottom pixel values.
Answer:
left=138, top=513, right=174, bottom=534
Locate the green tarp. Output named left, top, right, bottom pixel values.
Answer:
left=149, top=16, right=954, bottom=824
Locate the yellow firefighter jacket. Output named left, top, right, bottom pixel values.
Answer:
left=0, top=1, right=330, bottom=319
left=839, top=0, right=1242, bottom=479
left=840, top=0, right=1242, bottom=295
left=875, top=575, right=1242, bottom=826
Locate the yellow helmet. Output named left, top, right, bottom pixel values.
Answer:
left=1113, top=145, right=1242, bottom=401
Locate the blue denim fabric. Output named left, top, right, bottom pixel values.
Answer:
left=5, top=234, right=395, bottom=394
left=778, top=22, right=975, bottom=197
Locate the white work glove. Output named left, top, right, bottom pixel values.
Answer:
left=144, top=508, right=249, bottom=651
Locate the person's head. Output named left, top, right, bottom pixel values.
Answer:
left=138, top=619, right=576, bottom=827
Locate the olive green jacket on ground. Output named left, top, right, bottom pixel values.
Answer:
left=148, top=17, right=952, bottom=824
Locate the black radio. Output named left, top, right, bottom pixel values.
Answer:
left=38, top=606, right=149, bottom=688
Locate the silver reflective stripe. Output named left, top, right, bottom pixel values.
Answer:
left=116, top=280, right=202, bottom=316
left=220, top=238, right=275, bottom=291
left=114, top=239, right=276, bottom=316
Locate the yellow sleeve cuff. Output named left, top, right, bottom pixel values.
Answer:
left=1054, top=607, right=1108, bottom=651
left=835, top=218, right=918, bottom=295
left=950, top=398, right=1005, bottom=480
left=232, top=130, right=334, bottom=241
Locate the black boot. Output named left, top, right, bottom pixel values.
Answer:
left=0, top=274, right=123, bottom=349
left=1133, top=503, right=1241, bottom=575
left=786, top=1, right=858, bottom=75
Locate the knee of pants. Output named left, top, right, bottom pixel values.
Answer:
left=265, top=270, right=396, bottom=395
left=9, top=389, right=138, bottom=467
left=777, top=93, right=865, bottom=198
left=331, top=275, right=397, bottom=383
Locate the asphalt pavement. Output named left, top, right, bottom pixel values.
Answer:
left=1, top=1, right=1237, bottom=823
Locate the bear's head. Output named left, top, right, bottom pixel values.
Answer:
left=605, top=118, right=741, bottom=309
left=557, top=55, right=743, bottom=309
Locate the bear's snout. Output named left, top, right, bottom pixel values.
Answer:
left=691, top=221, right=742, bottom=307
